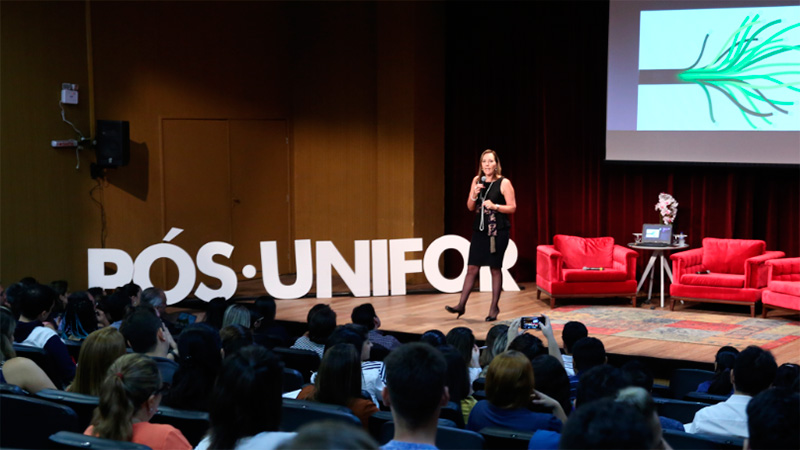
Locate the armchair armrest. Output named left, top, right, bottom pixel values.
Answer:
left=766, top=258, right=800, bottom=282
left=670, top=248, right=705, bottom=283
left=745, top=251, right=785, bottom=288
left=537, top=245, right=563, bottom=282
left=612, top=245, right=639, bottom=280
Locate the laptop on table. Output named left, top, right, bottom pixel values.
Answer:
left=641, top=224, right=673, bottom=247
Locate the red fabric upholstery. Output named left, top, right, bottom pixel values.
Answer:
left=701, top=238, right=765, bottom=275
left=767, top=258, right=800, bottom=283
left=553, top=235, right=614, bottom=269
left=762, top=290, right=800, bottom=311
left=768, top=281, right=800, bottom=297
left=536, top=236, right=638, bottom=308
left=680, top=273, right=744, bottom=289
left=763, top=258, right=800, bottom=315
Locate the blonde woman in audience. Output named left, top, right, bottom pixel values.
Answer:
left=85, top=353, right=191, bottom=450
left=222, top=304, right=251, bottom=329
left=0, top=306, right=56, bottom=393
left=68, top=327, right=127, bottom=396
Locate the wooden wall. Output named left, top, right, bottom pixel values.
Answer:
left=0, top=1, right=445, bottom=291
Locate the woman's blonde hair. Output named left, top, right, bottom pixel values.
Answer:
left=485, top=350, right=534, bottom=409
left=69, top=327, right=127, bottom=396
left=476, top=149, right=502, bottom=179
left=90, top=353, right=161, bottom=442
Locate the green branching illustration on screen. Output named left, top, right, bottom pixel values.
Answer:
left=677, top=15, right=800, bottom=129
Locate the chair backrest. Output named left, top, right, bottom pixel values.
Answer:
left=479, top=427, right=534, bottom=450
left=150, top=405, right=210, bottom=447
left=1, top=382, right=28, bottom=395
left=0, top=393, right=81, bottom=449
left=368, top=410, right=395, bottom=443
left=272, top=347, right=321, bottom=383
left=49, top=430, right=153, bottom=450
left=654, top=397, right=711, bottom=424
left=13, top=343, right=65, bottom=389
left=439, top=401, right=465, bottom=428
left=684, top=391, right=730, bottom=405
left=663, top=428, right=744, bottom=450
left=280, top=398, right=362, bottom=431
left=472, top=377, right=486, bottom=392
left=282, top=367, right=304, bottom=393
left=379, top=422, right=485, bottom=450
left=36, top=388, right=99, bottom=430
left=669, top=368, right=715, bottom=399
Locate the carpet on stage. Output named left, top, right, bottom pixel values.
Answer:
left=529, top=306, right=800, bottom=350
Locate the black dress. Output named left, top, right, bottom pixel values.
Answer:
left=468, top=177, right=510, bottom=268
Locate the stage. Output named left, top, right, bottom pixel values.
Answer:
left=220, top=280, right=800, bottom=367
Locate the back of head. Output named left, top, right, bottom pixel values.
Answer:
left=531, top=354, right=572, bottom=415
left=708, top=351, right=737, bottom=395
left=5, top=282, right=27, bottom=318
left=209, top=345, right=284, bottom=449
left=63, top=292, right=98, bottom=340
left=384, top=343, right=447, bottom=429
left=562, top=321, right=588, bottom=354
left=773, top=363, right=800, bottom=391
left=120, top=306, right=162, bottom=353
left=486, top=350, right=535, bottom=409
left=104, top=291, right=132, bottom=324
left=167, top=323, right=222, bottom=411
left=140, top=287, right=165, bottom=309
left=222, top=304, right=251, bottom=329
left=480, top=324, right=509, bottom=367
left=204, top=298, right=227, bottom=330
left=18, top=283, right=57, bottom=320
left=308, top=304, right=336, bottom=345
left=71, top=327, right=127, bottom=396
left=572, top=337, right=606, bottom=374
left=439, top=345, right=471, bottom=403
left=1, top=307, right=17, bottom=361
left=445, top=326, right=475, bottom=366
left=746, top=388, right=800, bottom=450
left=621, top=360, right=654, bottom=391
left=277, top=421, right=379, bottom=450
left=560, top=398, right=656, bottom=449
left=507, top=333, right=546, bottom=361
left=315, top=343, right=362, bottom=406
left=325, top=324, right=368, bottom=357
left=220, top=324, right=254, bottom=356
left=419, top=329, right=446, bottom=347
left=253, top=296, right=277, bottom=326
left=576, top=364, right=630, bottom=409
left=733, top=346, right=777, bottom=396
left=351, top=303, right=377, bottom=330
left=92, top=353, right=161, bottom=442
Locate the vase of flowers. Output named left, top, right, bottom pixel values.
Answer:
left=655, top=193, right=678, bottom=225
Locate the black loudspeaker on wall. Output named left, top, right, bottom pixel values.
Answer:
left=95, top=120, right=130, bottom=167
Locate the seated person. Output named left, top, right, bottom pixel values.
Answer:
left=685, top=346, right=777, bottom=438
left=772, top=363, right=800, bottom=392
left=120, top=306, right=179, bottom=385
left=222, top=303, right=251, bottom=329
left=615, top=386, right=671, bottom=450
left=291, top=304, right=336, bottom=359
left=746, top=387, right=799, bottom=450
left=68, top=327, right=127, bottom=396
left=574, top=364, right=631, bottom=409
left=479, top=324, right=509, bottom=374
left=439, top=345, right=478, bottom=424
left=446, top=327, right=482, bottom=385
left=13, top=283, right=75, bottom=385
left=622, top=359, right=684, bottom=431
left=162, top=323, right=222, bottom=412
left=530, top=355, right=572, bottom=418
left=104, top=290, right=133, bottom=329
left=0, top=306, right=56, bottom=393
left=351, top=303, right=401, bottom=351
left=381, top=343, right=448, bottom=450
left=697, top=346, right=738, bottom=396
left=61, top=291, right=99, bottom=342
left=220, top=324, right=254, bottom=357
left=560, top=321, right=587, bottom=377
left=419, top=329, right=446, bottom=347
left=568, top=336, right=607, bottom=399
left=560, top=398, right=658, bottom=450
left=251, top=296, right=289, bottom=348
left=277, top=421, right=378, bottom=450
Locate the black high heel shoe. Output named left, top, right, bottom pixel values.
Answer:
left=445, top=305, right=465, bottom=319
left=485, top=309, right=500, bottom=322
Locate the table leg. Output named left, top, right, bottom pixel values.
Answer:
left=637, top=254, right=658, bottom=292
left=662, top=254, right=674, bottom=282
left=659, top=251, right=665, bottom=308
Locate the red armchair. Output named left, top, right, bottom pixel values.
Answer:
left=762, top=258, right=800, bottom=318
left=536, top=235, right=639, bottom=309
left=669, top=238, right=785, bottom=317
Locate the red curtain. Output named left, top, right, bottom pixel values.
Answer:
left=443, top=2, right=799, bottom=281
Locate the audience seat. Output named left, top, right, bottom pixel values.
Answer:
left=13, top=343, right=66, bottom=389
left=668, top=368, right=715, bottom=400
left=684, top=391, right=729, bottom=404
left=272, top=347, right=321, bottom=383
left=439, top=401, right=465, bottom=428
left=0, top=382, right=27, bottom=395
left=379, top=422, right=485, bottom=449
left=150, top=405, right=209, bottom=447
left=282, top=367, right=304, bottom=392
left=663, top=428, right=744, bottom=450
left=670, top=238, right=784, bottom=317
left=654, top=397, right=711, bottom=424
left=762, top=257, right=800, bottom=318
left=36, top=388, right=99, bottom=430
left=1, top=393, right=81, bottom=449
left=536, top=235, right=639, bottom=308
left=49, top=431, right=152, bottom=450
left=280, top=398, right=361, bottom=431
left=368, top=410, right=395, bottom=441
left=479, top=427, right=533, bottom=450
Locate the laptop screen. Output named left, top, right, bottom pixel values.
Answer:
left=641, top=224, right=672, bottom=244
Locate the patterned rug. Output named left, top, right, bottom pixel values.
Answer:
left=535, top=306, right=800, bottom=351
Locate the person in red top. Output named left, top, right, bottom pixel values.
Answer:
left=85, top=353, right=191, bottom=450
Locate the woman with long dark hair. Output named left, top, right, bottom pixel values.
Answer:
left=162, top=323, right=222, bottom=411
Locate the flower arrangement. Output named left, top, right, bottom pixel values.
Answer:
left=655, top=193, right=678, bottom=225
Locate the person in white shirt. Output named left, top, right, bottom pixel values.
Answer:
left=684, top=346, right=777, bottom=439
left=560, top=321, right=587, bottom=377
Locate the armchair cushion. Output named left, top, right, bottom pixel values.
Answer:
left=680, top=273, right=745, bottom=289
left=768, top=281, right=800, bottom=297
left=553, top=235, right=614, bottom=269
left=563, top=269, right=628, bottom=282
left=701, top=238, right=765, bottom=275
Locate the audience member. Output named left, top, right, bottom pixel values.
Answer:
left=13, top=282, right=75, bottom=384
left=419, top=329, right=446, bottom=347
left=351, top=303, right=401, bottom=351
left=104, top=290, right=133, bottom=329
left=439, top=345, right=477, bottom=424
left=196, top=345, right=295, bottom=450
left=479, top=324, right=509, bottom=371
left=68, top=327, right=127, bottom=396
left=163, top=323, right=222, bottom=411
left=531, top=355, right=572, bottom=417
left=94, top=296, right=112, bottom=328
left=5, top=281, right=30, bottom=319
left=560, top=397, right=657, bottom=449
left=251, top=296, right=289, bottom=348
left=318, top=324, right=385, bottom=404
left=381, top=343, right=448, bottom=450
left=140, top=287, right=167, bottom=318
left=445, top=326, right=482, bottom=384
left=86, top=287, right=105, bottom=304
left=276, top=421, right=378, bottom=450
left=746, top=387, right=800, bottom=450
left=222, top=303, right=251, bottom=329
left=697, top=346, right=738, bottom=395
left=291, top=304, right=336, bottom=359
left=507, top=333, right=547, bottom=362
left=568, top=336, right=606, bottom=398
left=120, top=306, right=179, bottom=385
left=118, top=282, right=143, bottom=307
left=560, top=321, right=588, bottom=377
left=615, top=386, right=669, bottom=450
left=85, top=353, right=191, bottom=450
left=772, top=363, right=799, bottom=392
left=61, top=291, right=99, bottom=342
left=574, top=364, right=630, bottom=409
left=298, top=343, right=378, bottom=428
left=685, top=345, right=777, bottom=438
left=621, top=359, right=684, bottom=431
left=0, top=306, right=56, bottom=393
left=467, top=350, right=565, bottom=434
left=203, top=297, right=227, bottom=330
left=46, top=279, right=69, bottom=329
left=220, top=324, right=254, bottom=357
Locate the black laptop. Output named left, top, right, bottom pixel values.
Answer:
left=641, top=224, right=673, bottom=247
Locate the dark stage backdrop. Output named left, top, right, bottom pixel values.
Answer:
left=443, top=1, right=799, bottom=282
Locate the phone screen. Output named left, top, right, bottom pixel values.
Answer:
left=521, top=316, right=540, bottom=330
